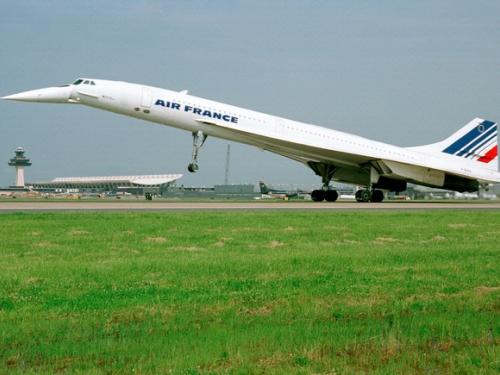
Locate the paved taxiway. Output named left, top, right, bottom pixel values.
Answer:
left=1, top=201, right=500, bottom=212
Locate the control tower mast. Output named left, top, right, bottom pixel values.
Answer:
left=8, top=147, right=32, bottom=187
left=224, top=144, right=230, bottom=185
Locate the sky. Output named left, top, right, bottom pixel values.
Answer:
left=0, top=1, right=499, bottom=189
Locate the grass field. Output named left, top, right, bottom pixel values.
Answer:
left=0, top=210, right=499, bottom=374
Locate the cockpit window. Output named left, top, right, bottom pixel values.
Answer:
left=72, top=78, right=96, bottom=85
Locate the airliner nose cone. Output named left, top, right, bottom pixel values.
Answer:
left=1, top=87, right=72, bottom=103
left=1, top=89, right=45, bottom=101
left=1, top=92, right=35, bottom=101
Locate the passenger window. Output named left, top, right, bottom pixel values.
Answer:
left=84, top=80, right=90, bottom=84
left=91, top=81, right=96, bottom=85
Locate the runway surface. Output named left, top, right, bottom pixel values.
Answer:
left=1, top=201, right=500, bottom=212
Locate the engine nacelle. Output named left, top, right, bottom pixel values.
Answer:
left=373, top=176, right=407, bottom=193
left=442, top=174, right=479, bottom=192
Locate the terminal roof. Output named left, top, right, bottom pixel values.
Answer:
left=31, top=174, right=182, bottom=188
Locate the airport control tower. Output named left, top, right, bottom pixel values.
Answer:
left=8, top=147, right=32, bottom=187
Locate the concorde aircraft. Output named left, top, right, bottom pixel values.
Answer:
left=3, top=78, right=499, bottom=202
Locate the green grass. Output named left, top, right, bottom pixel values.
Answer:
left=0, top=211, right=498, bottom=374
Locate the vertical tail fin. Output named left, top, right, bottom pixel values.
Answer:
left=259, top=181, right=270, bottom=194
left=409, top=118, right=498, bottom=171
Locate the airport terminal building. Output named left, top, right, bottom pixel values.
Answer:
left=30, top=174, right=183, bottom=196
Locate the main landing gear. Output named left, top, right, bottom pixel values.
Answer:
left=308, top=162, right=339, bottom=202
left=311, top=189, right=339, bottom=202
left=187, top=130, right=207, bottom=173
left=307, top=162, right=385, bottom=203
left=355, top=189, right=384, bottom=202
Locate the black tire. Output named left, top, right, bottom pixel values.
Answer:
left=325, top=190, right=339, bottom=202
left=355, top=189, right=361, bottom=202
left=371, top=189, right=384, bottom=203
left=355, top=189, right=371, bottom=202
left=311, top=189, right=325, bottom=202
left=187, top=163, right=198, bottom=173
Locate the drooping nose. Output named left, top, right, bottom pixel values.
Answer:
left=2, top=86, right=73, bottom=103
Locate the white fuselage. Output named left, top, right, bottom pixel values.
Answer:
left=3, top=78, right=500, bottom=192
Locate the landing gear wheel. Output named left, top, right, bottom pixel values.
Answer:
left=370, top=189, right=384, bottom=203
left=355, top=189, right=371, bottom=202
left=187, top=163, right=199, bottom=173
left=307, top=162, right=338, bottom=203
left=311, top=189, right=325, bottom=202
left=325, top=190, right=339, bottom=202
left=188, top=130, right=207, bottom=173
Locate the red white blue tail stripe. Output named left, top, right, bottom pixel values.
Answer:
left=442, top=120, right=497, bottom=164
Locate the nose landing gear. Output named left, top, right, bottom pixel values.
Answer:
left=188, top=130, right=207, bottom=173
left=187, top=163, right=198, bottom=173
